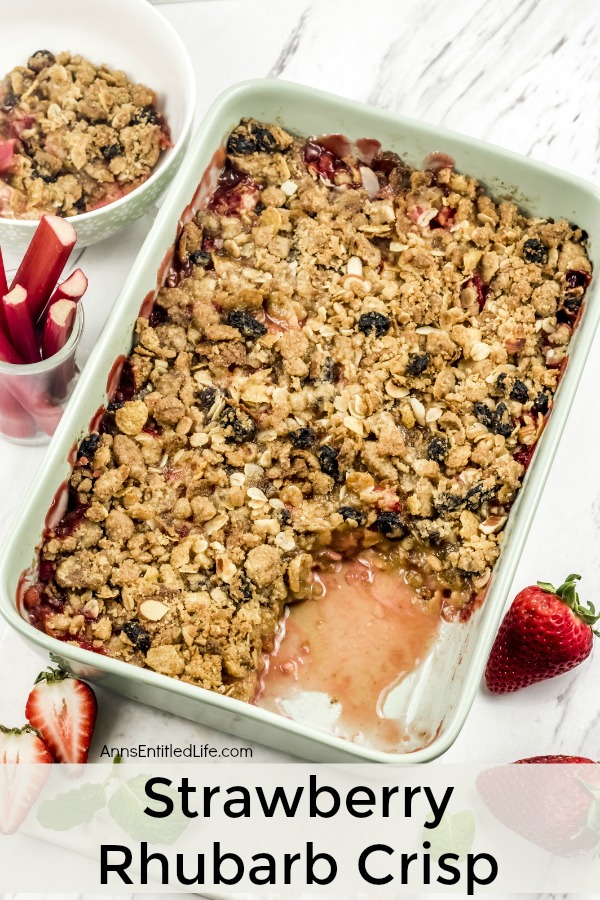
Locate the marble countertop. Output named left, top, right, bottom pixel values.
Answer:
left=0, top=2, right=599, bottom=892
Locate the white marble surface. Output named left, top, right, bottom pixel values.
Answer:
left=1, top=0, right=600, bottom=896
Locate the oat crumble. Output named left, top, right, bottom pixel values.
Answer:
left=24, top=118, right=592, bottom=700
left=0, top=51, right=170, bottom=218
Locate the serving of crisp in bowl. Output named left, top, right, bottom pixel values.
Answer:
left=0, top=80, right=597, bottom=763
left=0, top=0, right=195, bottom=252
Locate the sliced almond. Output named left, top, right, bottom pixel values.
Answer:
left=257, top=428, right=278, bottom=442
left=223, top=239, right=241, bottom=259
left=473, top=568, right=492, bottom=589
left=417, top=207, right=438, bottom=227
left=479, top=515, right=507, bottom=535
left=275, top=531, right=296, bottom=552
left=258, top=449, right=272, bottom=467
left=139, top=599, right=169, bottom=622
left=425, top=406, right=443, bottom=424
left=415, top=326, right=440, bottom=335
left=385, top=380, right=409, bottom=399
left=349, top=395, right=369, bottom=418
left=471, top=341, right=491, bottom=361
left=204, top=512, right=229, bottom=534
left=182, top=624, right=197, bottom=646
left=247, top=487, right=268, bottom=502
left=462, top=248, right=482, bottom=273
left=194, top=369, right=212, bottom=386
left=344, top=415, right=364, bottom=436
left=409, top=397, right=426, bottom=426
left=280, top=179, right=298, bottom=196
left=359, top=166, right=379, bottom=198
left=341, top=273, right=365, bottom=292
left=346, top=256, right=363, bottom=277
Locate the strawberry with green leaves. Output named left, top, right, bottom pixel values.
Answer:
left=485, top=574, right=599, bottom=693
left=25, top=668, right=97, bottom=764
left=0, top=724, right=52, bottom=834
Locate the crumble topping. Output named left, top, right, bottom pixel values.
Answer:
left=24, top=119, right=592, bottom=699
left=0, top=51, right=170, bottom=218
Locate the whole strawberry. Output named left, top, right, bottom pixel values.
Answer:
left=477, top=755, right=600, bottom=857
left=25, top=668, right=97, bottom=764
left=485, top=574, right=599, bottom=693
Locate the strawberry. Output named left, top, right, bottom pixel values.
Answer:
left=485, top=574, right=599, bottom=693
left=25, top=668, right=97, bottom=764
left=477, top=755, right=600, bottom=857
left=0, top=724, right=52, bottom=834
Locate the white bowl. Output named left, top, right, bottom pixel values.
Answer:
left=0, top=0, right=196, bottom=252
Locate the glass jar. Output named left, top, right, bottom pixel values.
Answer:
left=0, top=304, right=84, bottom=445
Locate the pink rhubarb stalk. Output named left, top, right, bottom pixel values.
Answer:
left=40, top=268, right=88, bottom=321
left=0, top=139, right=16, bottom=174
left=42, top=299, right=76, bottom=360
left=11, top=215, right=76, bottom=320
left=0, top=247, right=9, bottom=335
left=48, top=268, right=88, bottom=304
left=0, top=324, right=24, bottom=365
left=0, top=247, right=7, bottom=298
left=0, top=381, right=36, bottom=439
left=3, top=286, right=40, bottom=363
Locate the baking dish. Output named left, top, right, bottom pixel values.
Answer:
left=0, top=79, right=598, bottom=763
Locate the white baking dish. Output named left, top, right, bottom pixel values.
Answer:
left=1, top=80, right=598, bottom=763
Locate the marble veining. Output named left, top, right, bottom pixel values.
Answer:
left=0, top=2, right=598, bottom=898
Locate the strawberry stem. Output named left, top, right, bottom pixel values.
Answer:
left=34, top=666, right=70, bottom=686
left=537, top=574, right=600, bottom=636
left=0, top=723, right=43, bottom=738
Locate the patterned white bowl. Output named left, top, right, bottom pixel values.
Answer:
left=0, top=0, right=196, bottom=253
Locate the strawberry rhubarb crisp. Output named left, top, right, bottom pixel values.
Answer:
left=0, top=51, right=170, bottom=218
left=24, top=119, right=592, bottom=700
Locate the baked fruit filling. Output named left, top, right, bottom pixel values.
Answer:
left=23, top=119, right=592, bottom=701
left=0, top=51, right=170, bottom=218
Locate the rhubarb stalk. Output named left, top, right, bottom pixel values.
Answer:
left=0, top=247, right=7, bottom=298
left=3, top=286, right=40, bottom=363
left=0, top=247, right=9, bottom=335
left=11, top=215, right=76, bottom=320
left=42, top=299, right=76, bottom=360
left=40, top=268, right=88, bottom=320
left=0, top=325, right=24, bottom=365
left=0, top=381, right=36, bottom=439
left=0, top=139, right=16, bottom=174
left=7, top=377, right=63, bottom=435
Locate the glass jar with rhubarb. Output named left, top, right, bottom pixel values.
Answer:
left=0, top=215, right=87, bottom=444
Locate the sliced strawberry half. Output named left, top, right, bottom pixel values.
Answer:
left=25, top=668, right=97, bottom=764
left=0, top=724, right=52, bottom=834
